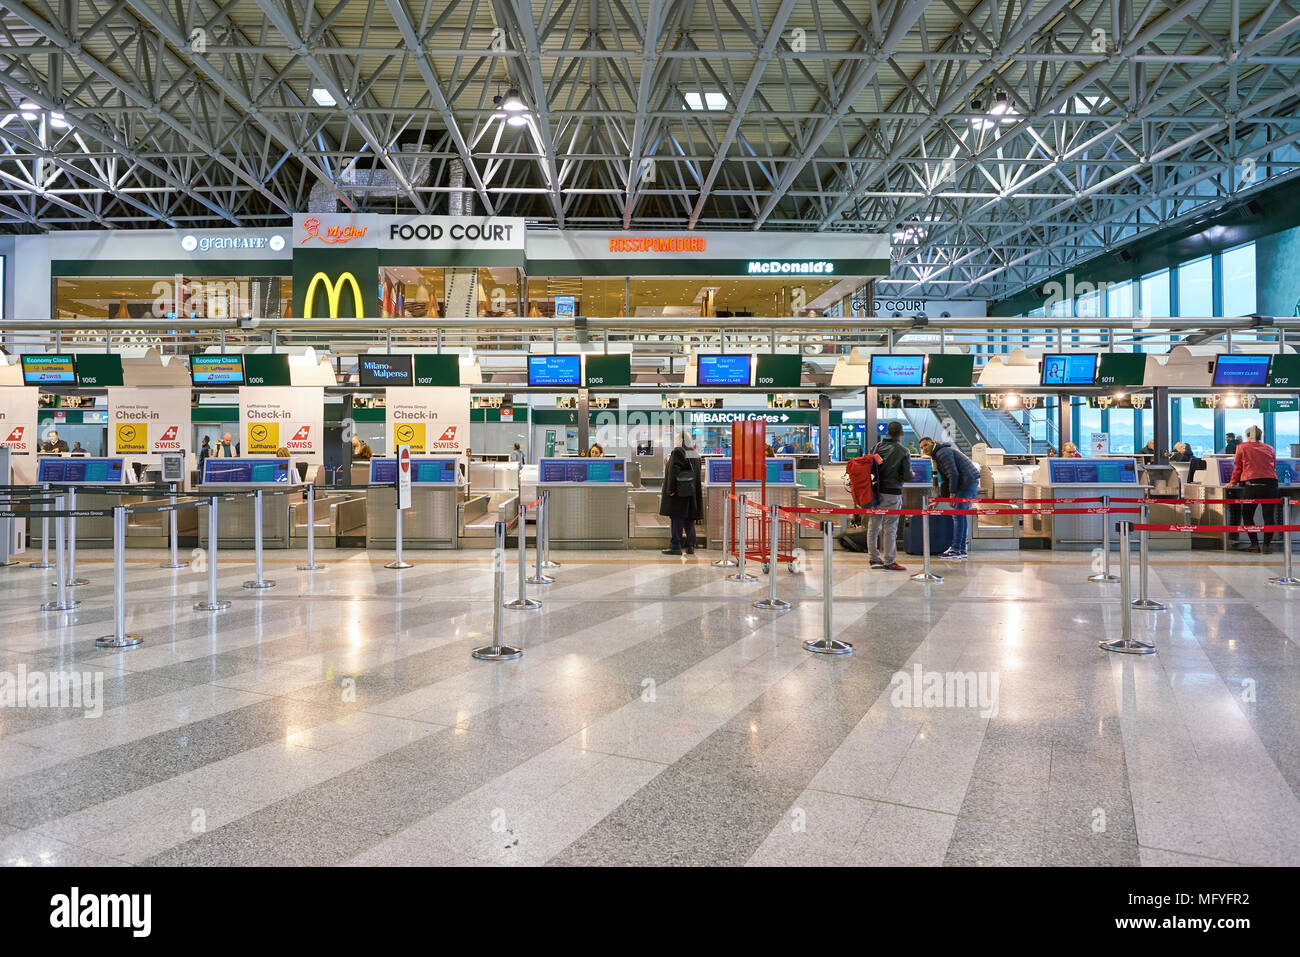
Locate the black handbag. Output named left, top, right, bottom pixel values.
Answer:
left=674, top=466, right=696, bottom=497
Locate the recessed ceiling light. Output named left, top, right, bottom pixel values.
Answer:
left=506, top=113, right=529, bottom=127
left=501, top=88, right=526, bottom=113
left=684, top=92, right=727, bottom=111
left=311, top=88, right=337, bottom=107
left=49, top=112, right=67, bottom=128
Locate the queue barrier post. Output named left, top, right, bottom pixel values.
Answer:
left=527, top=497, right=554, bottom=585
left=1088, top=494, right=1120, bottom=583
left=0, top=496, right=18, bottom=567
left=713, top=491, right=738, bottom=568
left=473, top=519, right=523, bottom=660
left=61, top=487, right=88, bottom=587
left=160, top=483, right=186, bottom=569
left=194, top=495, right=231, bottom=612
left=1267, top=498, right=1300, bottom=586
left=911, top=494, right=944, bottom=584
left=754, top=504, right=791, bottom=610
left=385, top=496, right=413, bottom=569
left=29, top=484, right=54, bottom=569
left=298, top=484, right=325, bottom=571
left=40, top=497, right=79, bottom=612
left=96, top=505, right=142, bottom=649
left=1101, top=521, right=1155, bottom=655
left=804, top=521, right=852, bottom=655
left=1131, top=502, right=1166, bottom=611
left=726, top=494, right=757, bottom=583
left=243, top=489, right=276, bottom=590
left=541, top=490, right=559, bottom=569
left=506, top=505, right=541, bottom=610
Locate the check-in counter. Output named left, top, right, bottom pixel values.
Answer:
left=974, top=450, right=1039, bottom=549
left=1023, top=457, right=1148, bottom=551
left=196, top=457, right=296, bottom=548
left=366, top=457, right=463, bottom=549
left=1186, top=455, right=1300, bottom=550
left=1137, top=463, right=1191, bottom=549
left=538, top=457, right=631, bottom=549
left=35, top=456, right=135, bottom=546
left=702, top=456, right=801, bottom=546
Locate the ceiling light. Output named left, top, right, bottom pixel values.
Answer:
left=311, top=88, right=337, bottom=107
left=684, top=91, right=728, bottom=111
left=20, top=101, right=38, bottom=121
left=491, top=94, right=506, bottom=120
left=49, top=112, right=67, bottom=128
left=501, top=88, right=526, bottom=113
left=506, top=113, right=529, bottom=127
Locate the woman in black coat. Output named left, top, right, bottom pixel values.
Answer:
left=659, top=437, right=703, bottom=555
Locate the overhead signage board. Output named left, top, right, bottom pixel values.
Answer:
left=358, top=354, right=413, bottom=387
left=241, top=353, right=292, bottom=387
left=191, top=355, right=245, bottom=386
left=1040, top=353, right=1099, bottom=387
left=20, top=355, right=77, bottom=386
left=1096, top=353, right=1147, bottom=389
left=385, top=386, right=471, bottom=454
left=293, top=213, right=526, bottom=252
left=869, top=354, right=925, bottom=387
left=1267, top=354, right=1300, bottom=388
left=754, top=353, right=802, bottom=389
left=697, top=354, right=752, bottom=387
left=923, top=354, right=974, bottom=388
left=413, top=354, right=461, bottom=387
left=239, top=387, right=324, bottom=462
left=1213, top=354, right=1271, bottom=387
left=528, top=354, right=582, bottom=387
left=74, top=353, right=124, bottom=387
left=583, top=354, right=631, bottom=388
left=108, top=386, right=190, bottom=455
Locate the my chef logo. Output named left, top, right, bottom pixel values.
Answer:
left=298, top=217, right=367, bottom=245
left=429, top=424, right=460, bottom=452
left=2, top=426, right=28, bottom=453
left=152, top=424, right=182, bottom=452
left=287, top=425, right=313, bottom=452
left=49, top=886, right=151, bottom=937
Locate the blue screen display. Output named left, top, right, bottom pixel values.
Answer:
left=1277, top=459, right=1300, bottom=486
left=540, top=460, right=568, bottom=482
left=414, top=460, right=458, bottom=483
left=528, top=355, right=582, bottom=387
left=766, top=459, right=795, bottom=484
left=38, top=458, right=123, bottom=483
left=370, top=460, right=397, bottom=484
left=1219, top=458, right=1236, bottom=484
left=869, top=354, right=926, bottom=386
left=1049, top=458, right=1137, bottom=483
left=707, top=459, right=732, bottom=483
left=1041, top=353, right=1098, bottom=386
left=537, top=458, right=626, bottom=483
left=204, top=458, right=289, bottom=484
left=909, top=459, right=932, bottom=484
left=1213, top=354, right=1271, bottom=386
left=697, top=354, right=752, bottom=387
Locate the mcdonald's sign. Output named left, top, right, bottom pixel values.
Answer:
left=302, top=271, right=366, bottom=319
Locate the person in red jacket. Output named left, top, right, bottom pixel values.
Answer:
left=1227, top=425, right=1279, bottom=553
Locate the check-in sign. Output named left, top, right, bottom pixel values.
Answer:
left=396, top=444, right=412, bottom=510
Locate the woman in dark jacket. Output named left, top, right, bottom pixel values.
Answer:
left=659, top=433, right=703, bottom=555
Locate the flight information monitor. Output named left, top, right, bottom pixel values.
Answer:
left=201, top=458, right=290, bottom=484
left=21, top=355, right=77, bottom=386
left=1218, top=458, right=1237, bottom=484
left=1040, top=353, right=1099, bottom=386
left=706, top=458, right=732, bottom=484
left=37, top=457, right=125, bottom=483
left=358, top=354, right=413, bottom=387
left=536, top=457, right=626, bottom=483
left=1048, top=458, right=1138, bottom=483
left=765, top=458, right=796, bottom=484
left=869, top=354, right=926, bottom=387
left=1277, top=459, right=1300, bottom=486
left=1213, top=354, right=1272, bottom=387
left=697, top=354, right=752, bottom=387
left=528, top=354, right=582, bottom=387
left=909, top=459, right=933, bottom=484
left=370, top=457, right=458, bottom=484
left=190, top=355, right=245, bottom=385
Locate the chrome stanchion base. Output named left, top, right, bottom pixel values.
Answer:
left=803, top=637, right=853, bottom=656
left=384, top=560, right=414, bottom=569
left=1130, top=599, right=1167, bottom=611
left=1099, top=638, right=1157, bottom=655
left=0, top=559, right=20, bottom=567
left=242, top=579, right=276, bottom=589
left=298, top=562, right=325, bottom=571
left=41, top=599, right=80, bottom=611
left=1088, top=572, right=1121, bottom=583
left=194, top=600, right=231, bottom=612
left=526, top=573, right=555, bottom=585
left=159, top=560, right=187, bottom=569
left=725, top=570, right=758, bottom=583
left=55, top=577, right=89, bottom=587
left=28, top=562, right=55, bottom=569
left=95, top=633, right=142, bottom=649
left=472, top=644, right=523, bottom=661
left=910, top=571, right=944, bottom=583
left=712, top=555, right=738, bottom=568
left=541, top=558, right=560, bottom=569
left=754, top=597, right=791, bottom=610
left=1267, top=575, right=1300, bottom=585
left=505, top=597, right=542, bottom=610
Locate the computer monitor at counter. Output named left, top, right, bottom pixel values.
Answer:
left=201, top=458, right=292, bottom=484
left=1045, top=458, right=1139, bottom=484
left=37, top=457, right=126, bottom=484
left=703, top=457, right=797, bottom=484
left=537, top=458, right=627, bottom=484
left=368, top=458, right=459, bottom=485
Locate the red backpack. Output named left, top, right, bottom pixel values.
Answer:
left=845, top=452, right=883, bottom=507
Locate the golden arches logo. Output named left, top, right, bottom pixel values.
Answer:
left=303, top=271, right=365, bottom=318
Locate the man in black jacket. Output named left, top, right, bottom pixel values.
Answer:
left=659, top=432, right=703, bottom=555
left=868, top=421, right=911, bottom=570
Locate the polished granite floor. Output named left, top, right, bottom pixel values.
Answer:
left=1, top=541, right=1298, bottom=867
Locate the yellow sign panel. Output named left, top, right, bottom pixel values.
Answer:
left=115, top=422, right=147, bottom=454
left=246, top=421, right=280, bottom=454
left=302, top=271, right=366, bottom=319
left=392, top=422, right=426, bottom=453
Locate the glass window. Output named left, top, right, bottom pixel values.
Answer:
left=1175, top=398, right=1214, bottom=457
left=1274, top=412, right=1300, bottom=457
left=1139, top=270, right=1170, bottom=319
left=1225, top=409, right=1264, bottom=447
left=1109, top=409, right=1137, bottom=453
left=1106, top=280, right=1134, bottom=318
left=1074, top=405, right=1101, bottom=450
left=1177, top=256, right=1213, bottom=317
left=1076, top=289, right=1100, bottom=319
left=56, top=276, right=290, bottom=321
left=1221, top=243, right=1257, bottom=317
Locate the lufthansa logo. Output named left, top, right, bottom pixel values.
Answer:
left=251, top=424, right=269, bottom=442
left=395, top=425, right=415, bottom=442
left=119, top=425, right=137, bottom=442
left=303, top=271, right=366, bottom=318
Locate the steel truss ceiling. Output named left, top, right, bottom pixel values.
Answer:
left=2, top=0, right=1300, bottom=302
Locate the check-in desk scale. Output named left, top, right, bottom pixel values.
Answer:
left=366, top=457, right=462, bottom=549
left=702, top=456, right=800, bottom=547
left=197, top=457, right=294, bottom=549
left=537, top=457, right=631, bottom=549
left=1185, top=455, right=1300, bottom=551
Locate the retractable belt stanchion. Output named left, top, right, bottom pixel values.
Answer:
left=298, top=484, right=325, bottom=571
left=1101, top=520, right=1155, bottom=654
left=243, top=489, right=276, bottom=590
left=96, top=505, right=142, bottom=649
left=713, top=491, right=738, bottom=568
left=473, top=519, right=522, bottom=660
left=385, top=496, right=413, bottom=569
left=0, top=497, right=18, bottom=567
left=527, top=498, right=554, bottom=585
left=804, top=520, right=852, bottom=655
left=1131, top=501, right=1166, bottom=611
left=59, top=487, right=88, bottom=587
left=29, top=484, right=54, bottom=569
left=754, top=504, right=790, bottom=610
left=41, top=497, right=78, bottom=612
left=160, top=482, right=186, bottom=569
left=1268, top=497, right=1300, bottom=586
left=194, top=495, right=230, bottom=612
left=1088, top=493, right=1120, bottom=583
left=506, top=506, right=541, bottom=609
left=726, top=494, right=757, bottom=583
left=911, top=494, right=943, bottom=584
left=541, top=489, right=559, bottom=569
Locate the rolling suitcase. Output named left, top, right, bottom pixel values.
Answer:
left=903, top=513, right=953, bottom=556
